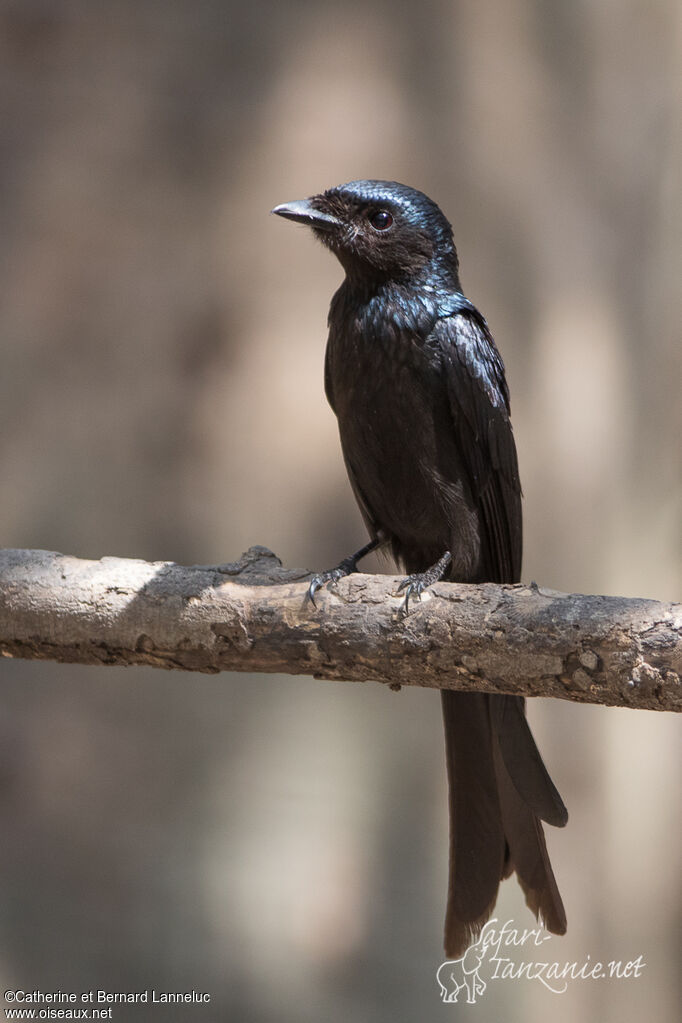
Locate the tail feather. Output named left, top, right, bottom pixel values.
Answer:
left=492, top=726, right=567, bottom=934
left=442, top=691, right=506, bottom=957
left=490, top=695, right=568, bottom=827
left=442, top=691, right=566, bottom=958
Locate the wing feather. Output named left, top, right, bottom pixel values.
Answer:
left=431, top=308, right=522, bottom=583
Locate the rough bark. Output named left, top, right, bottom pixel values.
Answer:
left=0, top=546, right=680, bottom=712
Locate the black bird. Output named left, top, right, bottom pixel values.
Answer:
left=272, top=180, right=567, bottom=957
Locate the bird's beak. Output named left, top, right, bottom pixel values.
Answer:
left=271, top=198, right=340, bottom=232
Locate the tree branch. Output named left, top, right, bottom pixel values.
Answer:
left=0, top=546, right=680, bottom=712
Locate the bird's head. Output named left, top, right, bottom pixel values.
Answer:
left=272, top=180, right=460, bottom=289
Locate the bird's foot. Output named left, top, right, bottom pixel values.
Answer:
left=307, top=538, right=381, bottom=606
left=308, top=558, right=357, bottom=605
left=397, top=551, right=452, bottom=615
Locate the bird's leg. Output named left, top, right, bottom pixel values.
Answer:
left=308, top=538, right=382, bottom=605
left=397, top=550, right=452, bottom=614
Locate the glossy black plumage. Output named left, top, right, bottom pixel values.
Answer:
left=273, top=179, right=567, bottom=957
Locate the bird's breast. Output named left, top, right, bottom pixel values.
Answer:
left=325, top=301, right=471, bottom=556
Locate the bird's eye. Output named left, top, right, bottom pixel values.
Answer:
left=368, top=209, right=393, bottom=231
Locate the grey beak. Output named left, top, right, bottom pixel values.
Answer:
left=271, top=198, right=339, bottom=231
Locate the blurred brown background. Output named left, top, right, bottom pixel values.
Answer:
left=0, top=1, right=680, bottom=1020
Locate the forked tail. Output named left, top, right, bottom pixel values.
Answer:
left=441, top=690, right=567, bottom=958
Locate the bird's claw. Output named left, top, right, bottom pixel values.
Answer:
left=397, top=576, right=427, bottom=615
left=396, top=551, right=452, bottom=616
left=307, top=564, right=351, bottom=606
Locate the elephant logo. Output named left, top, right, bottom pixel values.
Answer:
left=436, top=939, right=489, bottom=1003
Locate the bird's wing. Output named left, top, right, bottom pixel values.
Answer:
left=430, top=306, right=522, bottom=583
